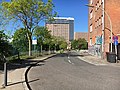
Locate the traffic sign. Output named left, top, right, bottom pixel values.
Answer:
left=32, top=36, right=37, bottom=40
left=113, top=35, right=118, bottom=41
left=32, top=36, right=37, bottom=45
left=114, top=40, right=118, bottom=45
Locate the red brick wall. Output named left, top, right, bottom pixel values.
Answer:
left=88, top=0, right=120, bottom=54
left=74, top=32, right=88, bottom=41
left=104, top=0, right=120, bottom=52
left=88, top=0, right=103, bottom=46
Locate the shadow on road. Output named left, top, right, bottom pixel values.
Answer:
left=7, top=78, right=39, bottom=87
left=25, top=61, right=45, bottom=90
left=0, top=59, right=45, bottom=72
left=0, top=54, right=56, bottom=73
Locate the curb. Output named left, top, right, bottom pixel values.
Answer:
left=78, top=56, right=108, bottom=66
left=78, top=56, right=120, bottom=67
left=78, top=56, right=97, bottom=65
left=22, top=54, right=57, bottom=90
left=22, top=67, right=29, bottom=90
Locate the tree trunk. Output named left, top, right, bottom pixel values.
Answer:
left=49, top=45, right=50, bottom=54
left=41, top=45, right=42, bottom=55
left=27, top=33, right=32, bottom=56
left=28, top=39, right=32, bottom=56
left=55, top=44, right=56, bottom=53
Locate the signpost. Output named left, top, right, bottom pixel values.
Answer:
left=113, top=35, right=118, bottom=41
left=32, top=36, right=37, bottom=45
left=113, top=35, right=118, bottom=62
left=32, top=36, right=37, bottom=56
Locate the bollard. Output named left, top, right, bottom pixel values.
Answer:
left=4, top=62, right=7, bottom=87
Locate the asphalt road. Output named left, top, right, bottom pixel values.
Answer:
left=28, top=51, right=120, bottom=90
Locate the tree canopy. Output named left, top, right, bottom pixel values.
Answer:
left=1, top=0, right=57, bottom=56
left=12, top=28, right=29, bottom=52
left=0, top=30, right=15, bottom=62
left=71, top=38, right=88, bottom=50
left=34, top=26, right=51, bottom=45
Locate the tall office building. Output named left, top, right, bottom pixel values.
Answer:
left=88, top=0, right=120, bottom=58
left=46, top=17, right=74, bottom=43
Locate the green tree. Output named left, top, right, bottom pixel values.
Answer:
left=44, top=37, right=52, bottom=54
left=59, top=41, right=67, bottom=50
left=50, top=36, right=59, bottom=52
left=71, top=40, right=79, bottom=49
left=0, top=30, right=9, bottom=55
left=56, top=37, right=67, bottom=50
left=12, top=28, right=29, bottom=52
left=71, top=38, right=88, bottom=50
left=34, top=26, right=51, bottom=53
left=1, top=0, right=56, bottom=56
left=77, top=38, right=88, bottom=50
left=0, top=30, right=13, bottom=62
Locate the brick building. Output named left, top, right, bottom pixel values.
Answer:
left=74, top=32, right=88, bottom=42
left=46, top=17, right=74, bottom=43
left=88, top=0, right=120, bottom=58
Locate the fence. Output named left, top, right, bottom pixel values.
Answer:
left=0, top=50, right=56, bottom=63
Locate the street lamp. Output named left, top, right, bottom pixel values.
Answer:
left=86, top=4, right=113, bottom=52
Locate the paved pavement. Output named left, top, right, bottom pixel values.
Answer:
left=0, top=54, right=55, bottom=90
left=0, top=50, right=120, bottom=90
left=77, top=50, right=120, bottom=67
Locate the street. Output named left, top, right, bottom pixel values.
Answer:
left=27, top=51, right=120, bottom=90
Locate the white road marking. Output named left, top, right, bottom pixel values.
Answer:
left=68, top=56, right=70, bottom=59
left=68, top=59, right=74, bottom=65
left=67, top=55, right=74, bottom=64
left=68, top=60, right=71, bottom=63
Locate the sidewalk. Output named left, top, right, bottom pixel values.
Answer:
left=77, top=50, right=120, bottom=67
left=0, top=54, right=55, bottom=90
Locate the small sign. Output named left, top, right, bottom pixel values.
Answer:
left=113, top=35, right=118, bottom=41
left=32, top=40, right=37, bottom=45
left=32, top=36, right=37, bottom=45
left=32, top=36, right=37, bottom=40
left=114, top=40, right=118, bottom=45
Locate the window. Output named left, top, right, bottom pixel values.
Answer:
left=90, top=0, right=93, bottom=4
left=90, top=38, right=92, bottom=46
left=96, top=19, right=99, bottom=27
left=95, top=21, right=97, bottom=29
left=99, top=0, right=101, bottom=5
left=97, top=2, right=99, bottom=9
left=102, top=15, right=104, bottom=24
left=102, top=0, right=104, bottom=3
left=90, top=11, right=93, bottom=19
left=99, top=17, right=101, bottom=26
left=90, top=24, right=93, bottom=32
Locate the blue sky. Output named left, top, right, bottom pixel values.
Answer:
left=52, top=0, right=88, bottom=32
left=2, top=0, right=89, bottom=34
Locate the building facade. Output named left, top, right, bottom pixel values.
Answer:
left=74, top=32, right=88, bottom=42
left=46, top=17, right=74, bottom=43
left=88, top=0, right=120, bottom=58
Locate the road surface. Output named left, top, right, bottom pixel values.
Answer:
left=27, top=51, right=120, bottom=90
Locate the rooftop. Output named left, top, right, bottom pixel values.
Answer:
left=54, top=17, right=74, bottom=20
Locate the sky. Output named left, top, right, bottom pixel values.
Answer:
left=52, top=0, right=89, bottom=32
left=2, top=0, right=89, bottom=34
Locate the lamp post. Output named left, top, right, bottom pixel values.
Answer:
left=86, top=4, right=113, bottom=53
